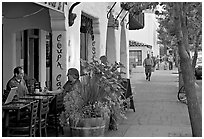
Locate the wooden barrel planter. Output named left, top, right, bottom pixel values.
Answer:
left=104, top=115, right=110, bottom=132
left=69, top=117, right=105, bottom=137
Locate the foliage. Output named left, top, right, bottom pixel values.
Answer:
left=80, top=59, right=128, bottom=123
left=123, top=2, right=202, bottom=53
left=121, top=2, right=158, bottom=15
left=60, top=59, right=128, bottom=128
left=156, top=2, right=202, bottom=52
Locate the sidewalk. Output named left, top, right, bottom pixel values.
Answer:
left=105, top=67, right=192, bottom=137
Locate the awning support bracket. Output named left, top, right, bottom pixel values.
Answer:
left=69, top=2, right=81, bottom=26
left=120, top=11, right=129, bottom=25
left=107, top=2, right=117, bottom=19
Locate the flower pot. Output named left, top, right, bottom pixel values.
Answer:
left=69, top=117, right=105, bottom=137
left=104, top=115, right=110, bottom=132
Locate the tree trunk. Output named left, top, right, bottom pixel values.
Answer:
left=174, top=3, right=202, bottom=137
left=179, top=49, right=202, bottom=137
left=192, top=30, right=201, bottom=70
left=174, top=47, right=179, bottom=67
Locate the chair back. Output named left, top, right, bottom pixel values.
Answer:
left=29, top=100, right=39, bottom=136
left=55, top=92, right=65, bottom=113
left=49, top=92, right=64, bottom=114
left=38, top=97, right=50, bottom=136
left=40, top=97, right=50, bottom=120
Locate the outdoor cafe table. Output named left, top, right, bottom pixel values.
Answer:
left=2, top=99, right=35, bottom=136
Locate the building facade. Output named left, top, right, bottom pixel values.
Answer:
left=3, top=2, right=138, bottom=90
left=129, top=40, right=152, bottom=68
left=129, top=9, right=159, bottom=66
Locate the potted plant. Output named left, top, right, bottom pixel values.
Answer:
left=59, top=59, right=128, bottom=136
left=80, top=59, right=128, bottom=130
left=59, top=67, right=110, bottom=137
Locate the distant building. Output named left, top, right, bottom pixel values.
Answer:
left=129, top=40, right=152, bottom=67
left=129, top=9, right=160, bottom=58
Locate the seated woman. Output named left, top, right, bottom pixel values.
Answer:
left=46, top=68, right=82, bottom=128
left=47, top=68, right=81, bottom=95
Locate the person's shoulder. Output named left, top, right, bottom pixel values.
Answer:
left=7, top=77, right=16, bottom=85
left=64, top=80, right=71, bottom=87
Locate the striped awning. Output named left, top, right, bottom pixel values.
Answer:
left=129, top=40, right=152, bottom=49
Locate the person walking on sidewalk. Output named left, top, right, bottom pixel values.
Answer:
left=143, top=54, right=154, bottom=81
left=168, top=54, right=174, bottom=70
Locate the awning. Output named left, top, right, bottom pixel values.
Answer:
left=106, top=12, right=117, bottom=64
left=129, top=40, right=152, bottom=49
left=2, top=2, right=57, bottom=32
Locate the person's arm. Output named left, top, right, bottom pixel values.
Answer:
left=151, top=59, right=154, bottom=67
left=47, top=89, right=63, bottom=94
left=143, top=59, right=146, bottom=67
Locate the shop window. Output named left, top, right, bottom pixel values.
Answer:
left=80, top=14, right=93, bottom=75
left=129, top=50, right=142, bottom=66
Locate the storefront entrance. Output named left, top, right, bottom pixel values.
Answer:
left=18, top=29, right=52, bottom=89
left=23, top=29, right=39, bottom=81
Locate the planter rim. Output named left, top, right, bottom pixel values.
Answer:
left=70, top=125, right=105, bottom=130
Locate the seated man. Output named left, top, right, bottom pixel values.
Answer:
left=3, top=67, right=30, bottom=125
left=6, top=66, right=28, bottom=99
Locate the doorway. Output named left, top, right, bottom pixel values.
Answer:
left=23, top=29, right=39, bottom=81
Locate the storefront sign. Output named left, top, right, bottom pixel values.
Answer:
left=56, top=34, right=63, bottom=89
left=52, top=32, right=67, bottom=90
left=129, top=40, right=139, bottom=47
left=129, top=40, right=152, bottom=49
left=56, top=34, right=63, bottom=70
left=38, top=2, right=67, bottom=12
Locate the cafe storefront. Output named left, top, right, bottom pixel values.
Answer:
left=129, top=40, right=152, bottom=67
left=2, top=2, right=69, bottom=91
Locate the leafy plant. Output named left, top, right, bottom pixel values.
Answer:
left=80, top=59, right=128, bottom=130
left=59, top=59, right=128, bottom=129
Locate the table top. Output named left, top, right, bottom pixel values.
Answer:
left=2, top=93, right=56, bottom=110
left=2, top=101, right=33, bottom=110
left=28, top=92, right=58, bottom=96
left=21, top=95, right=54, bottom=100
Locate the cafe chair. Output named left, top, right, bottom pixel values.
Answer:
left=7, top=100, right=39, bottom=137
left=2, top=89, right=10, bottom=103
left=2, top=90, right=16, bottom=120
left=36, top=97, right=50, bottom=137
left=47, top=92, right=65, bottom=136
